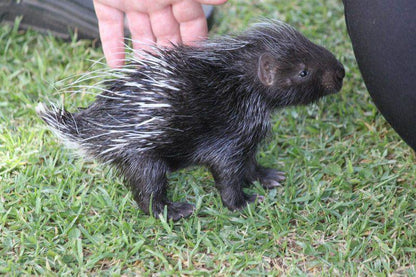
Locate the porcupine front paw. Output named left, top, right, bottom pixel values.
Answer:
left=154, top=201, right=195, bottom=221
left=256, top=167, right=286, bottom=189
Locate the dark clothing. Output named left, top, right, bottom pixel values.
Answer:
left=343, top=0, right=416, bottom=150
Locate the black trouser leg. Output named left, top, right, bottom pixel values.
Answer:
left=343, top=0, right=416, bottom=150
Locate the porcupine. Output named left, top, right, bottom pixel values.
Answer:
left=37, top=20, right=345, bottom=221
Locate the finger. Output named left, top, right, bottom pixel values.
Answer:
left=126, top=11, right=156, bottom=52
left=195, top=0, right=228, bottom=5
left=172, top=1, right=208, bottom=44
left=179, top=17, right=208, bottom=45
left=148, top=5, right=181, bottom=48
left=93, top=1, right=125, bottom=68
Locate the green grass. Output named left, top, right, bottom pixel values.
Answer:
left=1, top=0, right=415, bottom=275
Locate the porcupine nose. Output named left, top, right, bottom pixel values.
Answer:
left=331, top=61, right=345, bottom=92
left=322, top=61, right=345, bottom=94
left=336, top=62, right=345, bottom=82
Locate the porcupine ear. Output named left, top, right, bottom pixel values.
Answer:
left=257, top=53, right=277, bottom=87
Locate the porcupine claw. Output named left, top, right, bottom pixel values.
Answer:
left=164, top=202, right=195, bottom=221
left=256, top=167, right=286, bottom=189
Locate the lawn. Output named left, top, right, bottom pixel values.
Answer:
left=1, top=0, right=415, bottom=275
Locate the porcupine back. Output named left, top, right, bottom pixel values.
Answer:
left=36, top=49, right=179, bottom=163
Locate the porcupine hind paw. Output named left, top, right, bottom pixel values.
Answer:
left=256, top=167, right=286, bottom=189
left=221, top=191, right=265, bottom=211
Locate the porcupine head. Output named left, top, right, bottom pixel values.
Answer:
left=37, top=20, right=345, bottom=221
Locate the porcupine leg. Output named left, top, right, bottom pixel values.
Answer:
left=210, top=163, right=264, bottom=211
left=122, top=156, right=194, bottom=221
left=245, top=155, right=285, bottom=189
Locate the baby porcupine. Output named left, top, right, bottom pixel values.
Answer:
left=37, top=20, right=345, bottom=221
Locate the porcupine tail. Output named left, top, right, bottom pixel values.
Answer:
left=36, top=103, right=85, bottom=153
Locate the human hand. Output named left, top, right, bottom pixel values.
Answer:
left=93, top=0, right=228, bottom=68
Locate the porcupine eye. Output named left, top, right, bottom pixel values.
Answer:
left=299, top=70, right=309, bottom=78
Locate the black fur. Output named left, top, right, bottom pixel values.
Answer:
left=37, top=20, right=345, bottom=220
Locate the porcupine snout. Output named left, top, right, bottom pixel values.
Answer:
left=322, top=61, right=345, bottom=94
